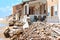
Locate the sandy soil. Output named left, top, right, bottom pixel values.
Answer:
left=0, top=27, right=10, bottom=40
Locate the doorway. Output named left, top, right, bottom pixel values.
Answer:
left=51, top=6, right=54, bottom=16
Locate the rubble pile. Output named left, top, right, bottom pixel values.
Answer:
left=4, top=21, right=60, bottom=40
left=23, top=22, right=52, bottom=40
left=20, top=22, right=60, bottom=40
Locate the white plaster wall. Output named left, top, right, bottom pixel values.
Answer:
left=29, top=0, right=46, bottom=4
left=40, top=0, right=46, bottom=4
left=47, top=3, right=59, bottom=23
left=47, top=16, right=59, bottom=23
left=15, top=13, right=19, bottom=20
left=47, top=6, right=51, bottom=16
left=54, top=4, right=58, bottom=16
left=58, top=0, right=60, bottom=23
left=27, top=3, right=29, bottom=14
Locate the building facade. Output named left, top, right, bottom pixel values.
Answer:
left=47, top=0, right=58, bottom=23
left=11, top=0, right=58, bottom=23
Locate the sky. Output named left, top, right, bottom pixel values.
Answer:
left=0, top=0, right=22, bottom=18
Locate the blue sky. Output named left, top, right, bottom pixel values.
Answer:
left=0, top=0, right=22, bottom=18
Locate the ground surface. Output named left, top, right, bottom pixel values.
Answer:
left=0, top=27, right=10, bottom=40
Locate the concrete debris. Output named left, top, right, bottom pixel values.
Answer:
left=4, top=21, right=60, bottom=40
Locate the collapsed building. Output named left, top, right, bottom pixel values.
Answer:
left=4, top=21, right=60, bottom=40
left=3, top=0, right=60, bottom=40
left=8, top=0, right=58, bottom=29
left=9, top=0, right=58, bottom=23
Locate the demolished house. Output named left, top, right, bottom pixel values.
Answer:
left=9, top=0, right=58, bottom=23
left=3, top=0, right=60, bottom=40
left=4, top=21, right=60, bottom=40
